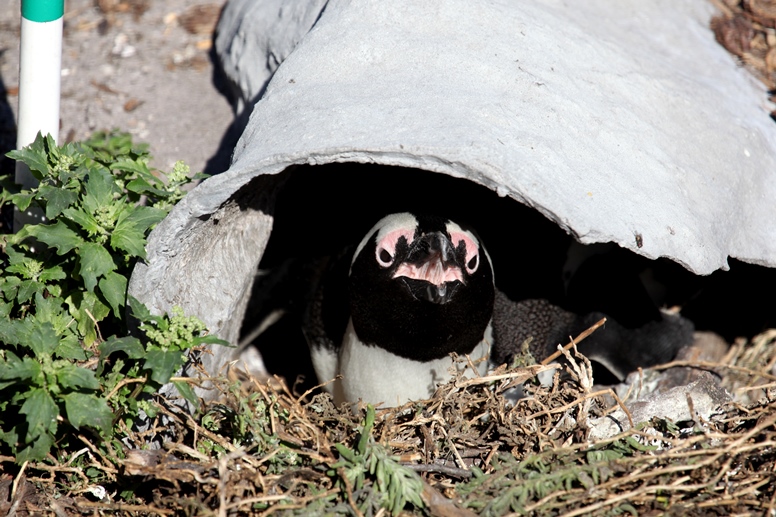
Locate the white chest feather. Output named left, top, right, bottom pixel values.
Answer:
left=320, top=319, right=491, bottom=406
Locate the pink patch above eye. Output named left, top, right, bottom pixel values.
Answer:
left=448, top=231, right=479, bottom=268
left=375, top=229, right=415, bottom=265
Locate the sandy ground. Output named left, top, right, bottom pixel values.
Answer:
left=0, top=0, right=235, bottom=181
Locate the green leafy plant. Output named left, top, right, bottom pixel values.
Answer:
left=3, top=133, right=169, bottom=333
left=331, top=405, right=425, bottom=516
left=98, top=296, right=228, bottom=419
left=198, top=381, right=298, bottom=467
left=458, top=433, right=660, bottom=516
left=0, top=291, right=114, bottom=463
left=0, top=131, right=222, bottom=464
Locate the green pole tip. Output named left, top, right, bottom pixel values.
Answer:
left=22, top=0, right=65, bottom=23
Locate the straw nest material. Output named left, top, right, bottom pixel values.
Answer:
left=4, top=327, right=776, bottom=516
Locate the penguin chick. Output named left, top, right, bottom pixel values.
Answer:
left=304, top=212, right=495, bottom=406
left=490, top=291, right=694, bottom=381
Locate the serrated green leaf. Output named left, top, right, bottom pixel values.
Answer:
left=99, top=335, right=145, bottom=360
left=56, top=363, right=99, bottom=390
left=3, top=245, right=29, bottom=267
left=122, top=205, right=167, bottom=232
left=38, top=264, right=66, bottom=283
left=66, top=290, right=110, bottom=346
left=77, top=242, right=116, bottom=292
left=0, top=379, right=16, bottom=391
left=34, top=292, right=65, bottom=324
left=0, top=319, right=21, bottom=347
left=38, top=185, right=78, bottom=219
left=98, top=271, right=127, bottom=317
left=0, top=353, right=41, bottom=383
left=16, top=433, right=55, bottom=464
left=56, top=140, right=83, bottom=160
left=55, top=335, right=87, bottom=361
left=62, top=206, right=102, bottom=236
left=0, top=424, right=19, bottom=449
left=59, top=161, right=90, bottom=186
left=11, top=192, right=36, bottom=212
left=1, top=273, right=22, bottom=289
left=62, top=392, right=113, bottom=434
left=0, top=275, right=22, bottom=303
left=84, top=168, right=120, bottom=207
left=17, top=220, right=84, bottom=255
left=16, top=279, right=44, bottom=303
left=172, top=380, right=200, bottom=408
left=143, top=349, right=184, bottom=385
left=7, top=132, right=49, bottom=178
left=29, top=322, right=60, bottom=357
left=127, top=295, right=152, bottom=322
left=125, top=177, right=167, bottom=197
left=20, top=388, right=58, bottom=441
left=5, top=257, right=39, bottom=278
left=110, top=158, right=151, bottom=176
left=110, top=220, right=147, bottom=259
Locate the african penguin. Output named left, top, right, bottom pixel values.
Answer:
left=303, top=212, right=495, bottom=406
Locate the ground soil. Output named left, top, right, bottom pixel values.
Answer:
left=0, top=0, right=234, bottom=184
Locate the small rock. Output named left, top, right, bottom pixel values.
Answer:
left=124, top=449, right=162, bottom=475
left=588, top=375, right=732, bottom=441
left=112, top=33, right=136, bottom=58
left=124, top=98, right=143, bottom=112
left=179, top=4, right=222, bottom=36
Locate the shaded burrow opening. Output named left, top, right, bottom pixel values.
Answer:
left=239, top=163, right=776, bottom=391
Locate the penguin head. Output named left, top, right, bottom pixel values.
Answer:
left=349, top=213, right=495, bottom=362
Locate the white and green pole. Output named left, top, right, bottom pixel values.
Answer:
left=14, top=0, right=64, bottom=230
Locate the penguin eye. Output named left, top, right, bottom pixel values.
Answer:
left=377, top=247, right=394, bottom=267
left=466, top=253, right=479, bottom=274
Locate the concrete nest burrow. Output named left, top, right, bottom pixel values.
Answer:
left=129, top=0, right=776, bottom=398
left=134, top=162, right=776, bottom=394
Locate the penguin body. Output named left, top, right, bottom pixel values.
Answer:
left=303, top=212, right=495, bottom=405
left=334, top=320, right=491, bottom=406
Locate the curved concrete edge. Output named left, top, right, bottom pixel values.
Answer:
left=214, top=0, right=329, bottom=119
left=227, top=0, right=776, bottom=275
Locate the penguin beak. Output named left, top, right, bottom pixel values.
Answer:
left=393, top=231, right=464, bottom=304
